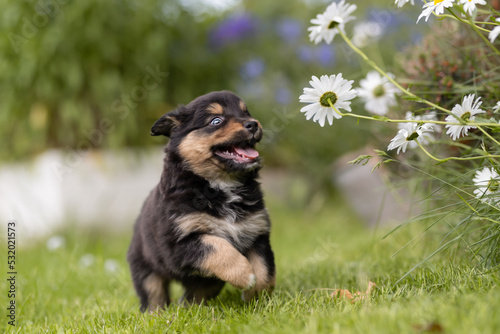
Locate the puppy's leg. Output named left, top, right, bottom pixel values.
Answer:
left=143, top=272, right=170, bottom=312
left=128, top=236, right=170, bottom=312
left=198, top=235, right=256, bottom=291
left=242, top=235, right=276, bottom=301
left=180, top=276, right=225, bottom=305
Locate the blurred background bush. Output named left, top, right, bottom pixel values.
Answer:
left=1, top=0, right=422, bottom=173
left=0, top=0, right=435, bottom=242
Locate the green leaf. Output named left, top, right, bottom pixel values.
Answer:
left=374, top=149, right=391, bottom=158
left=348, top=155, right=372, bottom=166
left=371, top=161, right=383, bottom=173
left=474, top=117, right=495, bottom=124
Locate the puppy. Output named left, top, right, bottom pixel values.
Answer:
left=127, top=91, right=275, bottom=312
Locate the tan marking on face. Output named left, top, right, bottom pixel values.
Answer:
left=239, top=100, right=247, bottom=112
left=177, top=120, right=251, bottom=180
left=199, top=235, right=255, bottom=290
left=242, top=250, right=275, bottom=301
left=214, top=121, right=246, bottom=141
left=143, top=272, right=167, bottom=312
left=178, top=131, right=226, bottom=180
left=207, top=103, right=224, bottom=115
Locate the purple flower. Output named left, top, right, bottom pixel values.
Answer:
left=297, top=45, right=315, bottom=63
left=275, top=18, right=302, bottom=43
left=366, top=8, right=397, bottom=29
left=240, top=59, right=265, bottom=79
left=209, top=13, right=258, bottom=48
left=316, top=44, right=336, bottom=66
left=275, top=87, right=292, bottom=105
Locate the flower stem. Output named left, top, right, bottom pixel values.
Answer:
left=415, top=140, right=445, bottom=163
left=337, top=29, right=453, bottom=115
left=476, top=126, right=500, bottom=147
left=326, top=100, right=500, bottom=163
left=445, top=9, right=500, bottom=57
left=326, top=98, right=500, bottom=128
left=415, top=140, right=500, bottom=164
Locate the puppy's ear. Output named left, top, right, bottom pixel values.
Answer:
left=151, top=109, right=181, bottom=137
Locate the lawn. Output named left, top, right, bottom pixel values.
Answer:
left=3, top=193, right=500, bottom=333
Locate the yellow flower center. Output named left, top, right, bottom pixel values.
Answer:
left=328, top=21, right=340, bottom=29
left=434, top=0, right=444, bottom=5
left=461, top=111, right=471, bottom=121
left=373, top=84, right=385, bottom=97
left=488, top=179, right=499, bottom=192
left=407, top=132, right=419, bottom=141
left=320, top=91, right=338, bottom=107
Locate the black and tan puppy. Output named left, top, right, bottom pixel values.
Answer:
left=127, top=91, right=275, bottom=312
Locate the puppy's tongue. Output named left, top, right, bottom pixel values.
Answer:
left=234, top=147, right=259, bottom=159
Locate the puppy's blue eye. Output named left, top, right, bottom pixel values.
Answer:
left=210, top=117, right=223, bottom=125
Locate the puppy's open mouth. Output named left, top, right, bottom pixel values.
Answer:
left=214, top=146, right=259, bottom=164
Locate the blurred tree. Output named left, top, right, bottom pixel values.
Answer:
left=1, top=0, right=176, bottom=159
left=0, top=0, right=418, bottom=175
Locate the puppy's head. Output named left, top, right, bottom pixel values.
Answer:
left=151, top=91, right=263, bottom=180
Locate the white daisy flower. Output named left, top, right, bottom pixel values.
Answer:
left=473, top=167, right=500, bottom=203
left=460, top=0, right=486, bottom=16
left=489, top=18, right=500, bottom=43
left=352, top=21, right=384, bottom=48
left=418, top=111, right=442, bottom=133
left=308, top=0, right=357, bottom=45
left=492, top=101, right=500, bottom=113
left=299, top=74, right=358, bottom=126
left=388, top=122, right=434, bottom=154
left=395, top=0, right=415, bottom=8
left=445, top=94, right=485, bottom=140
left=357, top=71, right=399, bottom=116
left=417, top=0, right=455, bottom=23
left=400, top=112, right=438, bottom=148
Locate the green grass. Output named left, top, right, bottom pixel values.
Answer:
left=2, top=194, right=500, bottom=333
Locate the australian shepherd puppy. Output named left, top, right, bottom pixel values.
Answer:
left=127, top=91, right=275, bottom=312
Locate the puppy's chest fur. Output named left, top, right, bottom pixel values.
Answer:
left=173, top=183, right=269, bottom=252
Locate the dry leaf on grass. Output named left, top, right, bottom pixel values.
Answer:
left=330, top=281, right=376, bottom=303
left=413, top=321, right=444, bottom=333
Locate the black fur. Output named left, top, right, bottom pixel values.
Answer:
left=127, top=91, right=275, bottom=312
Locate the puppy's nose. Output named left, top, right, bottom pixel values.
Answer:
left=244, top=120, right=259, bottom=134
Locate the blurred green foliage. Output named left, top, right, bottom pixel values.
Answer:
left=0, top=0, right=420, bottom=173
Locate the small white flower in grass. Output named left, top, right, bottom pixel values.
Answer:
left=395, top=0, right=415, bottom=8
left=308, top=0, right=357, bottom=45
left=417, top=0, right=455, bottom=23
left=79, top=254, right=95, bottom=267
left=299, top=74, right=357, bottom=126
left=388, top=122, right=434, bottom=154
left=493, top=101, right=500, bottom=113
left=473, top=167, right=500, bottom=203
left=46, top=235, right=65, bottom=251
left=104, top=259, right=120, bottom=273
left=489, top=18, right=500, bottom=43
left=445, top=94, right=485, bottom=140
left=357, top=71, right=399, bottom=116
left=460, top=0, right=486, bottom=16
